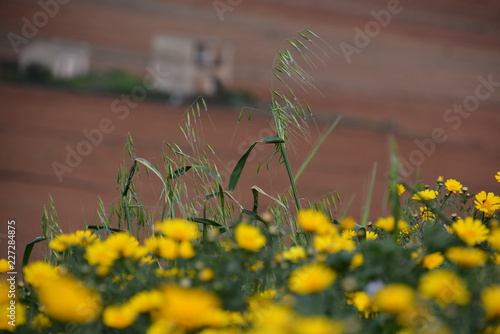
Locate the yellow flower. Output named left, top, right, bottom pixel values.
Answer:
left=105, top=232, right=140, bottom=257
left=145, top=236, right=179, bottom=260
left=419, top=269, right=470, bottom=306
left=488, top=228, right=500, bottom=251
left=373, top=284, right=415, bottom=314
left=288, top=263, right=336, bottom=294
left=155, top=218, right=200, bottom=242
left=179, top=240, right=196, bottom=259
left=314, top=234, right=355, bottom=254
left=156, top=285, right=222, bottom=330
left=36, top=274, right=102, bottom=323
left=350, top=253, right=364, bottom=268
left=23, top=261, right=60, bottom=288
left=437, top=176, right=444, bottom=183
left=198, top=268, right=214, bottom=282
left=366, top=231, right=378, bottom=240
left=128, top=290, right=163, bottom=313
left=445, top=179, right=462, bottom=193
left=420, top=252, right=444, bottom=269
left=445, top=247, right=488, bottom=267
left=0, top=302, right=26, bottom=331
left=374, top=216, right=409, bottom=233
left=0, top=259, right=10, bottom=273
left=475, top=191, right=500, bottom=216
left=496, top=172, right=500, bottom=183
left=247, top=303, right=293, bottom=332
left=85, top=240, right=119, bottom=271
left=347, top=291, right=373, bottom=316
left=482, top=285, right=500, bottom=320
left=49, top=230, right=98, bottom=252
left=234, top=223, right=266, bottom=252
left=451, top=217, right=489, bottom=246
left=412, top=189, right=438, bottom=201
left=103, top=304, right=137, bottom=329
left=339, top=216, right=356, bottom=230
left=294, top=316, right=345, bottom=334
left=397, top=184, right=406, bottom=196
left=297, top=209, right=335, bottom=235
left=49, top=234, right=75, bottom=252
left=341, top=229, right=357, bottom=239
left=420, top=207, right=436, bottom=221
left=283, top=246, right=306, bottom=263
left=31, top=313, right=51, bottom=331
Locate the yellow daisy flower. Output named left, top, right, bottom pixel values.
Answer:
left=103, top=304, right=137, bottom=329
left=36, top=274, right=102, bottom=323
left=495, top=171, right=500, bottom=183
left=234, top=223, right=266, bottom=252
left=412, top=189, right=438, bottom=201
left=294, top=316, right=345, bottom=334
left=288, top=263, right=336, bottom=294
left=0, top=259, right=10, bottom=273
left=419, top=269, right=470, bottom=306
left=283, top=246, right=307, bottom=263
left=155, top=218, right=200, bottom=242
left=475, top=191, right=500, bottom=216
left=420, top=252, right=444, bottom=270
left=339, top=216, right=356, bottom=230
left=373, top=284, right=415, bottom=314
left=445, top=179, right=462, bottom=193
left=374, top=216, right=409, bottom=233
left=397, top=184, right=406, bottom=196
left=488, top=227, right=500, bottom=251
left=451, top=217, right=489, bottom=246
left=445, top=247, right=488, bottom=267
left=481, top=285, right=500, bottom=320
left=157, top=285, right=222, bottom=330
left=297, top=209, right=335, bottom=235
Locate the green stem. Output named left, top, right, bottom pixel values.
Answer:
left=280, top=143, right=301, bottom=211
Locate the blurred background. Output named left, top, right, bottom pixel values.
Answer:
left=1, top=0, right=500, bottom=255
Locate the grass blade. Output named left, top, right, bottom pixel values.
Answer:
left=361, top=162, right=377, bottom=227
left=22, top=237, right=45, bottom=268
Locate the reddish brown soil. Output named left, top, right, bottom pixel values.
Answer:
left=0, top=0, right=499, bottom=259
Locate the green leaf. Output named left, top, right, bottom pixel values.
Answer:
left=167, top=166, right=192, bottom=180
left=228, top=137, right=283, bottom=192
left=135, top=157, right=167, bottom=191
left=242, top=209, right=269, bottom=227
left=189, top=218, right=222, bottom=227
left=22, top=237, right=45, bottom=268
